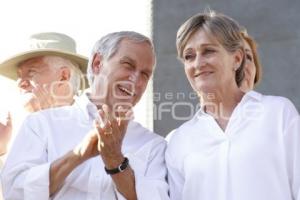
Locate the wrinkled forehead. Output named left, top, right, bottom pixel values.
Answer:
left=117, top=39, right=155, bottom=64
left=118, top=38, right=154, bottom=54
left=17, top=56, right=48, bottom=74
left=185, top=28, right=220, bottom=49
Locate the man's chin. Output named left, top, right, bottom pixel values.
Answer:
left=110, top=99, right=135, bottom=111
left=19, top=93, right=39, bottom=113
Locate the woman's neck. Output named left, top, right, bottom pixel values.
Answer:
left=200, top=87, right=244, bottom=121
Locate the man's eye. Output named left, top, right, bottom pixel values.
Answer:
left=28, top=72, right=36, bottom=78
left=122, top=61, right=133, bottom=68
left=143, top=72, right=150, bottom=79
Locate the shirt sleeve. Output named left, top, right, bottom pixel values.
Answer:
left=115, top=139, right=169, bottom=200
left=282, top=99, right=300, bottom=200
left=1, top=116, right=50, bottom=200
left=283, top=115, right=300, bottom=200
left=165, top=147, right=184, bottom=200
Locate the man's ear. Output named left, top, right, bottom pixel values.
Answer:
left=60, top=66, right=71, bottom=81
left=92, top=53, right=102, bottom=75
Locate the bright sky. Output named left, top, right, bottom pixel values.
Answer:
left=0, top=0, right=153, bottom=128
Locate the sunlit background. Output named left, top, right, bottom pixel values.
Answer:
left=0, top=0, right=153, bottom=129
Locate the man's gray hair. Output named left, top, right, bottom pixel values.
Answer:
left=87, top=31, right=155, bottom=87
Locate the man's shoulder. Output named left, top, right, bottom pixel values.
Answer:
left=26, top=104, right=79, bottom=123
left=126, top=121, right=166, bottom=145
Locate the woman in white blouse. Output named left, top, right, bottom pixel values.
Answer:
left=166, top=11, right=300, bottom=200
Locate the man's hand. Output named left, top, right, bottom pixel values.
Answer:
left=0, top=113, right=12, bottom=155
left=95, top=105, right=137, bottom=200
left=23, top=84, right=56, bottom=112
left=95, top=105, right=131, bottom=168
left=50, top=128, right=101, bottom=195
left=73, top=129, right=100, bottom=163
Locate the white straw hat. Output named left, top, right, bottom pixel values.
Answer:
left=0, top=32, right=88, bottom=88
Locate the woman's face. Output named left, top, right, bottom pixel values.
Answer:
left=240, top=39, right=256, bottom=92
left=182, top=29, right=242, bottom=94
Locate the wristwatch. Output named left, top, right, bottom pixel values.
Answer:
left=104, top=157, right=129, bottom=175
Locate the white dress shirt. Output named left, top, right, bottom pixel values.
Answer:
left=0, top=156, right=4, bottom=200
left=1, top=94, right=169, bottom=200
left=166, top=91, right=300, bottom=200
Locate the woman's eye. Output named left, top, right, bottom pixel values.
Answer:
left=203, top=49, right=215, bottom=54
left=184, top=54, right=194, bottom=61
left=246, top=54, right=253, bottom=62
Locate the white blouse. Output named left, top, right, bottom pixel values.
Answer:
left=166, top=91, right=300, bottom=200
left=0, top=156, right=4, bottom=200
left=1, top=94, right=169, bottom=200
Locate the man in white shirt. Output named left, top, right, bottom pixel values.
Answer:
left=0, top=113, right=11, bottom=200
left=0, top=32, right=88, bottom=157
left=0, top=32, right=88, bottom=200
left=1, top=31, right=169, bottom=200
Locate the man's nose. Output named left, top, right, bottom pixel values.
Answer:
left=128, top=71, right=139, bottom=83
left=17, top=78, right=32, bottom=91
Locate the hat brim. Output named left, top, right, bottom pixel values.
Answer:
left=0, top=49, right=89, bottom=89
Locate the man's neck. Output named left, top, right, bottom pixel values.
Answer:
left=86, top=93, right=105, bottom=110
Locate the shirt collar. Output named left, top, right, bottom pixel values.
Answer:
left=74, top=93, right=99, bottom=121
left=196, top=90, right=262, bottom=118
left=242, top=90, right=263, bottom=102
left=197, top=105, right=206, bottom=116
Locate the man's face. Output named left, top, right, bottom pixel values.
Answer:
left=17, top=56, right=62, bottom=111
left=91, top=39, right=155, bottom=111
left=17, top=56, right=60, bottom=94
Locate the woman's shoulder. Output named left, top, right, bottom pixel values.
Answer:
left=250, top=91, right=299, bottom=117
left=262, top=93, right=297, bottom=110
left=166, top=114, right=199, bottom=144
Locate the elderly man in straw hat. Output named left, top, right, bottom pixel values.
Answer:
left=0, top=32, right=88, bottom=153
left=1, top=31, right=169, bottom=200
left=0, top=32, right=88, bottom=112
left=0, top=32, right=88, bottom=200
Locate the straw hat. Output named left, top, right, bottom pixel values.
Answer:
left=0, top=32, right=88, bottom=88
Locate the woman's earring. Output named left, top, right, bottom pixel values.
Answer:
left=235, top=64, right=239, bottom=71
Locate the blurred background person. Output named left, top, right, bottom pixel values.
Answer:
left=240, top=29, right=262, bottom=92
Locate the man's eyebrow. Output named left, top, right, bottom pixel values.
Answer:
left=120, top=56, right=136, bottom=65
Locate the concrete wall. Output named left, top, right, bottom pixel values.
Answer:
left=152, top=0, right=300, bottom=136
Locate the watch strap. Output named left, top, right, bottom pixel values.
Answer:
left=104, top=157, right=129, bottom=175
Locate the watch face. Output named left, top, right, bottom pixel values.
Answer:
left=120, top=165, right=126, bottom=171
left=120, top=157, right=129, bottom=171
